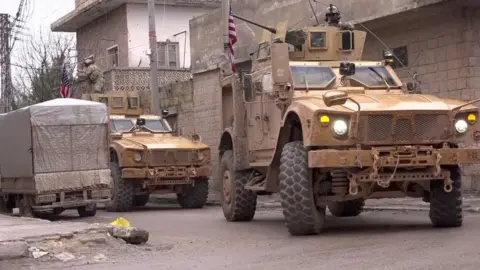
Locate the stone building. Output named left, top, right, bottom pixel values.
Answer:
left=50, top=0, right=220, bottom=132
left=189, top=0, right=480, bottom=191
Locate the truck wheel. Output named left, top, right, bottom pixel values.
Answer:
left=279, top=141, right=326, bottom=236
left=106, top=160, right=134, bottom=212
left=77, top=204, right=97, bottom=217
left=176, top=177, right=209, bottom=209
left=220, top=150, right=257, bottom=221
left=133, top=194, right=150, bottom=207
left=327, top=199, right=365, bottom=217
left=18, top=196, right=34, bottom=218
left=429, top=166, right=462, bottom=227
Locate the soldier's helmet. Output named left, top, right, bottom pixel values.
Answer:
left=83, top=55, right=95, bottom=66
left=324, top=4, right=341, bottom=24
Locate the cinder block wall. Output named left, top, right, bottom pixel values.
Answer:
left=192, top=70, right=223, bottom=200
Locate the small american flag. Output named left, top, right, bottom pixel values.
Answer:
left=60, top=64, right=71, bottom=98
left=227, top=6, right=237, bottom=72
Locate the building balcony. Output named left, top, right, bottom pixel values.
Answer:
left=71, top=67, right=191, bottom=98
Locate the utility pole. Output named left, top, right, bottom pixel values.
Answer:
left=0, top=14, right=12, bottom=113
left=148, top=0, right=159, bottom=114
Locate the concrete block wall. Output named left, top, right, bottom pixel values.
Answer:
left=159, top=79, right=195, bottom=136
left=362, top=6, right=480, bottom=191
left=192, top=70, right=223, bottom=199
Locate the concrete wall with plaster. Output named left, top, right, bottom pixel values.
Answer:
left=76, top=4, right=129, bottom=70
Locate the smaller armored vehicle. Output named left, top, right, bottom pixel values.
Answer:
left=0, top=98, right=112, bottom=217
left=82, top=91, right=211, bottom=212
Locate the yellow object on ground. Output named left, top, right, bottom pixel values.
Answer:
left=110, top=217, right=131, bottom=228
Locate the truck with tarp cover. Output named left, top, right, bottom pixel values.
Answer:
left=0, top=98, right=112, bottom=217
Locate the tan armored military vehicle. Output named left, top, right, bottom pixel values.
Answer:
left=218, top=5, right=480, bottom=236
left=82, top=91, right=211, bottom=212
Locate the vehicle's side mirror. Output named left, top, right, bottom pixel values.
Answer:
left=191, top=133, right=202, bottom=142
left=136, top=118, right=146, bottom=126
left=407, top=82, right=421, bottom=93
left=323, top=90, right=348, bottom=107
left=339, top=62, right=355, bottom=76
left=161, top=109, right=169, bottom=117
left=383, top=49, right=394, bottom=65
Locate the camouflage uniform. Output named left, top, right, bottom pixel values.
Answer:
left=78, top=56, right=105, bottom=94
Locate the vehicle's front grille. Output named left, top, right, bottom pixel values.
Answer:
left=150, top=151, right=192, bottom=166
left=362, top=113, right=449, bottom=143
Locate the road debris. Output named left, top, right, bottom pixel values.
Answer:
left=54, top=252, right=75, bottom=262
left=108, top=217, right=149, bottom=245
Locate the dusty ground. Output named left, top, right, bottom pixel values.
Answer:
left=6, top=203, right=480, bottom=270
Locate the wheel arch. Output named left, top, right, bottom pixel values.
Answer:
left=219, top=127, right=234, bottom=160
left=264, top=110, right=304, bottom=191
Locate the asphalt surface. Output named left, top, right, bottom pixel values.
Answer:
left=11, top=204, right=480, bottom=270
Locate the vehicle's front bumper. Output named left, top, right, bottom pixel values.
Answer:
left=121, top=165, right=212, bottom=181
left=308, top=146, right=480, bottom=168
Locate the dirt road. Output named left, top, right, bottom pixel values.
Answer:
left=9, top=205, right=480, bottom=269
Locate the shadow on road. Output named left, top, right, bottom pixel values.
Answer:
left=240, top=214, right=440, bottom=236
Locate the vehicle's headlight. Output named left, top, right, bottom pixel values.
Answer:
left=196, top=152, right=204, bottom=160
left=455, top=119, right=468, bottom=133
left=333, top=120, right=348, bottom=136
left=133, top=152, right=143, bottom=162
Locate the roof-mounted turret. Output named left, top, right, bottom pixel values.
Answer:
left=234, top=4, right=367, bottom=62
left=81, top=91, right=156, bottom=117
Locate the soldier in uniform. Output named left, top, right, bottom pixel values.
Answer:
left=77, top=55, right=105, bottom=94
left=324, top=4, right=354, bottom=30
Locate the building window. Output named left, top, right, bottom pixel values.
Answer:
left=390, top=46, right=408, bottom=69
left=157, top=41, right=180, bottom=68
left=107, top=45, right=119, bottom=68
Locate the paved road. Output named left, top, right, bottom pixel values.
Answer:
left=15, top=205, right=480, bottom=270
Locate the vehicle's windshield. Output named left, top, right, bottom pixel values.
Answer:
left=144, top=119, right=170, bottom=132
left=290, top=65, right=336, bottom=88
left=350, top=66, right=398, bottom=88
left=110, top=119, right=134, bottom=133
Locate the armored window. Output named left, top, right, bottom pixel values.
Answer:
left=112, top=97, right=123, bottom=108
left=341, top=31, right=355, bottom=51
left=256, top=42, right=270, bottom=59
left=157, top=41, right=180, bottom=68
left=290, top=65, right=336, bottom=89
left=390, top=46, right=408, bottom=69
left=350, top=66, right=399, bottom=88
left=128, top=97, right=138, bottom=108
left=310, top=32, right=327, bottom=48
left=111, top=119, right=134, bottom=133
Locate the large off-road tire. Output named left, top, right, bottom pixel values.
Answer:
left=279, top=141, right=326, bottom=236
left=176, top=177, right=209, bottom=209
left=106, top=160, right=135, bottom=212
left=327, top=199, right=365, bottom=217
left=220, top=150, right=257, bottom=221
left=77, top=203, right=97, bottom=217
left=133, top=194, right=150, bottom=207
left=429, top=166, right=463, bottom=227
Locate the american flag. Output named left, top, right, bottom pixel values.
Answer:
left=60, top=64, right=71, bottom=98
left=227, top=6, right=237, bottom=73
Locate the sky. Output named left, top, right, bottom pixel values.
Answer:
left=0, top=0, right=75, bottom=89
